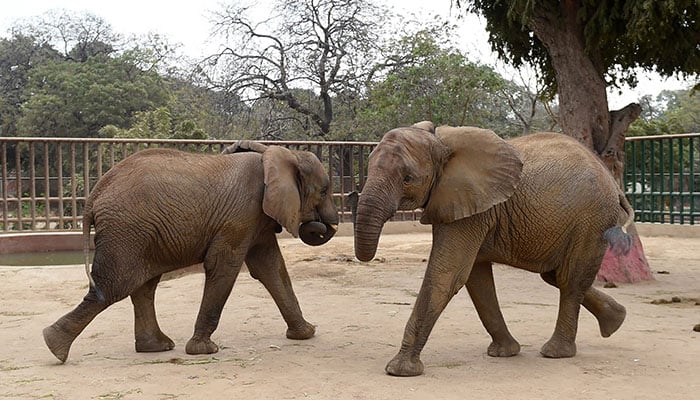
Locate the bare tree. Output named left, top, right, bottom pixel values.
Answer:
left=15, top=9, right=120, bottom=61
left=497, top=65, right=559, bottom=135
left=201, top=0, right=390, bottom=138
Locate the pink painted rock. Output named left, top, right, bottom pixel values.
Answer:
left=597, top=232, right=654, bottom=283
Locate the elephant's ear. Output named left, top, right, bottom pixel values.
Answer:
left=421, top=126, right=523, bottom=224
left=412, top=121, right=435, bottom=133
left=262, top=146, right=301, bottom=237
left=221, top=140, right=268, bottom=154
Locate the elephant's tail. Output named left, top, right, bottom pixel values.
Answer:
left=618, top=193, right=635, bottom=234
left=604, top=193, right=635, bottom=256
left=83, top=209, right=104, bottom=301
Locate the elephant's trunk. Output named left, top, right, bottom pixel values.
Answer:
left=354, top=190, right=398, bottom=262
left=299, top=221, right=338, bottom=246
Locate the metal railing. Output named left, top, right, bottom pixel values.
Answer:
left=2, top=133, right=699, bottom=232
left=0, top=137, right=425, bottom=232
left=624, top=133, right=700, bottom=224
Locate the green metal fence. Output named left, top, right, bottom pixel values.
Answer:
left=624, top=133, right=700, bottom=224
left=1, top=133, right=699, bottom=232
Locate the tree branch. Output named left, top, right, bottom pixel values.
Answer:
left=600, top=102, right=642, bottom=185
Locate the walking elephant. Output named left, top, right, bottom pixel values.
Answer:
left=353, top=122, right=632, bottom=376
left=44, top=142, right=338, bottom=363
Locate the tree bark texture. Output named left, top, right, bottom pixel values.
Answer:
left=529, top=3, right=652, bottom=283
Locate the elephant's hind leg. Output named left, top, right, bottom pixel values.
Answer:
left=467, top=261, right=520, bottom=357
left=131, top=275, right=175, bottom=352
left=245, top=237, right=315, bottom=340
left=585, top=289, right=626, bottom=337
left=43, top=255, right=142, bottom=363
left=539, top=260, right=600, bottom=358
left=43, top=288, right=108, bottom=363
left=540, top=271, right=626, bottom=338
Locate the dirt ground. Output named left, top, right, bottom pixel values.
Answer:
left=1, top=230, right=698, bottom=400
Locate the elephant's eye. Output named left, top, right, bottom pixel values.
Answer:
left=320, top=187, right=328, bottom=198
left=403, top=175, right=413, bottom=184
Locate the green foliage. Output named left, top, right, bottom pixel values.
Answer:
left=660, top=91, right=700, bottom=134
left=17, top=54, right=169, bottom=137
left=107, top=107, right=208, bottom=140
left=1, top=11, right=224, bottom=140
left=164, top=78, right=248, bottom=140
left=0, top=33, right=62, bottom=136
left=460, top=0, right=700, bottom=95
left=356, top=30, right=541, bottom=139
left=629, top=89, right=700, bottom=136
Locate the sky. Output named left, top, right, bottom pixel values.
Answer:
left=1, top=0, right=692, bottom=109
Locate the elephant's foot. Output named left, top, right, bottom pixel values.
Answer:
left=135, top=332, right=175, bottom=353
left=286, top=321, right=316, bottom=340
left=185, top=336, right=219, bottom=355
left=43, top=324, right=75, bottom=363
left=385, top=352, right=424, bottom=377
left=487, top=337, right=521, bottom=357
left=596, top=301, right=626, bottom=338
left=540, top=336, right=576, bottom=358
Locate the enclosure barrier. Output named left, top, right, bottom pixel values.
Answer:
left=624, top=133, right=700, bottom=224
left=1, top=133, right=699, bottom=232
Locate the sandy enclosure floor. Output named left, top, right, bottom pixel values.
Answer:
left=1, top=232, right=698, bottom=400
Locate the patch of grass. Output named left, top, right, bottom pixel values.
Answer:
left=140, top=357, right=250, bottom=367
left=15, top=377, right=47, bottom=384
left=0, top=311, right=41, bottom=317
left=430, top=361, right=466, bottom=369
left=1, top=364, right=29, bottom=372
left=97, top=388, right=142, bottom=399
left=512, top=302, right=555, bottom=307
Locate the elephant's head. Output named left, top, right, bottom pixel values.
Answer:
left=262, top=145, right=338, bottom=246
left=354, top=121, right=523, bottom=262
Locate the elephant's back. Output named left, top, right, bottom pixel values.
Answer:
left=93, top=149, right=263, bottom=197
left=508, top=132, right=606, bottom=169
left=88, top=149, right=266, bottom=264
left=508, top=133, right=618, bottom=203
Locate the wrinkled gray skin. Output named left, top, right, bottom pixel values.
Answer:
left=354, top=122, right=632, bottom=377
left=44, top=144, right=338, bottom=363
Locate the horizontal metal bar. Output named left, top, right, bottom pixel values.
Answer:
left=3, top=133, right=700, bottom=231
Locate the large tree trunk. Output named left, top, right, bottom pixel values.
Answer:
left=529, top=3, right=653, bottom=283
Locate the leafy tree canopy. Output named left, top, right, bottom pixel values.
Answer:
left=0, top=33, right=62, bottom=136
left=356, top=30, right=557, bottom=139
left=459, top=0, right=700, bottom=96
left=359, top=31, right=506, bottom=138
left=630, top=89, right=700, bottom=136
left=102, top=107, right=208, bottom=140
left=18, top=54, right=169, bottom=137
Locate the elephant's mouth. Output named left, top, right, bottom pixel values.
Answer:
left=299, top=221, right=338, bottom=246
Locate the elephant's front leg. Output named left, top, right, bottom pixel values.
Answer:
left=245, top=237, right=315, bottom=340
left=386, top=223, right=487, bottom=377
left=130, top=275, right=175, bottom=352
left=185, top=244, right=244, bottom=355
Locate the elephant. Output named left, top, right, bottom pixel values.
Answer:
left=43, top=142, right=338, bottom=363
left=353, top=121, right=633, bottom=376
